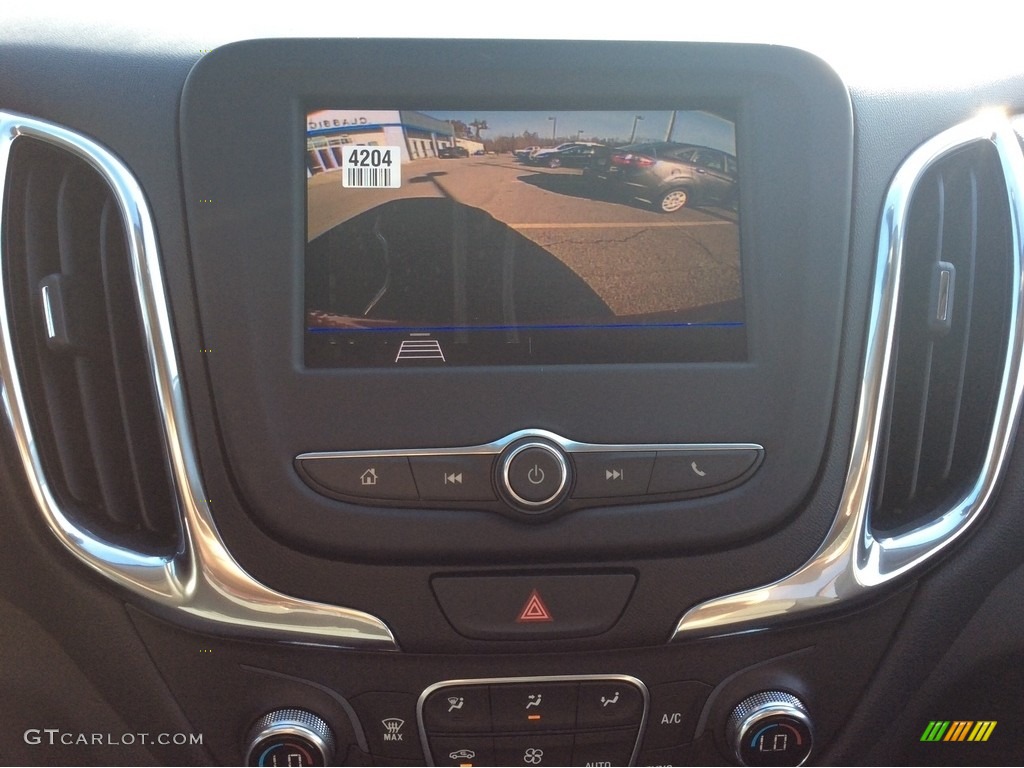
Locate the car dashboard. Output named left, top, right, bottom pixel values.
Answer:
left=1, top=14, right=1023, bottom=767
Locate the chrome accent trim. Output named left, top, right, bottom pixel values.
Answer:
left=673, top=111, right=1024, bottom=639
left=297, top=429, right=764, bottom=460
left=40, top=283, right=56, bottom=340
left=0, top=112, right=397, bottom=650
left=417, top=675, right=649, bottom=767
left=936, top=267, right=952, bottom=322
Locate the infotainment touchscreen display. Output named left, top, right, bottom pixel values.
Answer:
left=305, top=109, right=744, bottom=367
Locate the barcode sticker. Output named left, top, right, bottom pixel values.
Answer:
left=342, top=146, right=401, bottom=188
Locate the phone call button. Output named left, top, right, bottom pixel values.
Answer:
left=648, top=449, right=761, bottom=493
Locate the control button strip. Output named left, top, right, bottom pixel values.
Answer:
left=417, top=675, right=649, bottom=767
left=296, top=429, right=764, bottom=508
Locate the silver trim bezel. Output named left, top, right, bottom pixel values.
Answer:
left=298, top=429, right=764, bottom=460
left=297, top=430, right=764, bottom=509
left=673, top=111, right=1024, bottom=639
left=0, top=112, right=397, bottom=650
left=416, top=674, right=650, bottom=767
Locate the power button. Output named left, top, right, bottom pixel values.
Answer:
left=500, top=441, right=571, bottom=513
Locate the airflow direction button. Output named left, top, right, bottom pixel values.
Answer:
left=422, top=686, right=493, bottom=733
left=491, top=683, right=579, bottom=731
left=577, top=681, right=644, bottom=728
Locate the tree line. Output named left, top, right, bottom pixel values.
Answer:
left=447, top=120, right=627, bottom=153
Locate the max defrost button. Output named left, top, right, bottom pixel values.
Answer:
left=352, top=691, right=421, bottom=761
left=296, top=456, right=418, bottom=500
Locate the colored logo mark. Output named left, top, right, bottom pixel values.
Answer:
left=920, top=720, right=996, bottom=742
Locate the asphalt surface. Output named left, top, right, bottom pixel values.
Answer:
left=307, top=155, right=740, bottom=317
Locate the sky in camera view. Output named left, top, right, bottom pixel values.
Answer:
left=427, top=110, right=736, bottom=154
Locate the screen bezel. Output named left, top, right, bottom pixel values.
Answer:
left=179, top=39, right=853, bottom=562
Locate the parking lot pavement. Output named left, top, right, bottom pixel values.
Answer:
left=308, top=155, right=741, bottom=316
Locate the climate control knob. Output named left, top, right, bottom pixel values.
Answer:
left=726, top=691, right=813, bottom=767
left=246, top=708, right=335, bottom=767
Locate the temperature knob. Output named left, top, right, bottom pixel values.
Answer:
left=726, top=692, right=813, bottom=767
left=246, top=709, right=335, bottom=767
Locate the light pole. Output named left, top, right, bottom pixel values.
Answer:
left=629, top=114, right=644, bottom=143
left=664, top=110, right=677, bottom=142
left=548, top=116, right=557, bottom=142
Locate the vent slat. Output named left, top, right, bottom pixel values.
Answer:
left=21, top=156, right=103, bottom=507
left=3, top=137, right=178, bottom=549
left=98, top=198, right=177, bottom=535
left=906, top=340, right=934, bottom=502
left=60, top=169, right=140, bottom=528
left=873, top=142, right=1012, bottom=533
left=912, top=167, right=973, bottom=491
left=940, top=169, right=978, bottom=479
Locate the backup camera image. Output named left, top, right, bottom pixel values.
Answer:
left=305, top=109, right=743, bottom=367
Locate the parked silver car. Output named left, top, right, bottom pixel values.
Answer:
left=604, top=142, right=738, bottom=211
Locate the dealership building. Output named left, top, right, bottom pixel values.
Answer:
left=306, top=109, right=482, bottom=176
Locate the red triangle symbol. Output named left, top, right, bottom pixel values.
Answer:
left=516, top=589, right=553, bottom=623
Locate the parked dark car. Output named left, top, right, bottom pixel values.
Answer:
left=438, top=145, right=469, bottom=158
left=527, top=142, right=609, bottom=168
left=603, top=141, right=738, bottom=211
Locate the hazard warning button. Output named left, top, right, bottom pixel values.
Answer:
left=517, top=590, right=553, bottom=623
left=431, top=574, right=636, bottom=640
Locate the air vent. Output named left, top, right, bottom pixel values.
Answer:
left=2, top=137, right=178, bottom=550
left=673, top=113, right=1024, bottom=641
left=0, top=112, right=395, bottom=648
left=873, top=141, right=1013, bottom=533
